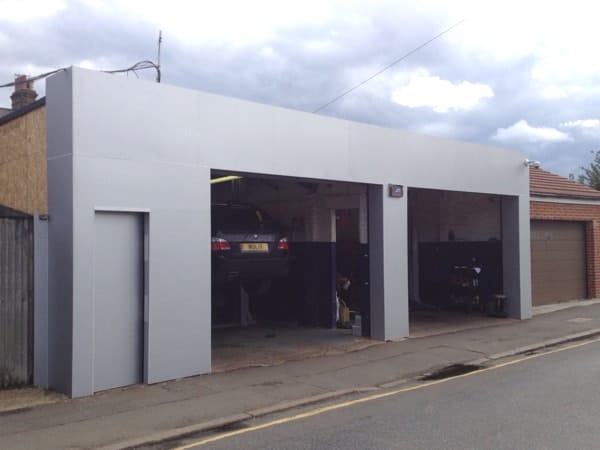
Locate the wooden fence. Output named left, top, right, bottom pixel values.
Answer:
left=0, top=216, right=34, bottom=388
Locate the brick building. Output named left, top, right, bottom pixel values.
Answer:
left=530, top=167, right=600, bottom=305
left=0, top=75, right=46, bottom=215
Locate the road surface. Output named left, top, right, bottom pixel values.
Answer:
left=173, top=338, right=600, bottom=450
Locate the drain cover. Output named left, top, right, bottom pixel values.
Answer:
left=420, top=363, right=483, bottom=381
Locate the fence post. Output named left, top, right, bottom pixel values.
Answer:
left=34, top=214, right=49, bottom=388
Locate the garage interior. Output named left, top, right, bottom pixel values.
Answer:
left=408, top=188, right=510, bottom=336
left=210, top=170, right=374, bottom=371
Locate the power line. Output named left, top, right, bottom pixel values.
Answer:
left=0, top=60, right=161, bottom=89
left=103, top=60, right=161, bottom=80
left=0, top=68, right=66, bottom=88
left=312, top=19, right=466, bottom=114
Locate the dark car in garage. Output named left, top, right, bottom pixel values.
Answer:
left=211, top=203, right=290, bottom=291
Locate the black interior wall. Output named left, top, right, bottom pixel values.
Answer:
left=418, top=241, right=503, bottom=307
left=254, top=241, right=371, bottom=334
left=252, top=242, right=336, bottom=327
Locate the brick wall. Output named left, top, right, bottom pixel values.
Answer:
left=0, top=106, right=47, bottom=214
left=531, top=200, right=600, bottom=298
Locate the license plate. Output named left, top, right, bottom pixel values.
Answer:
left=240, top=243, right=269, bottom=252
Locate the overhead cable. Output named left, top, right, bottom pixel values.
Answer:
left=312, top=19, right=466, bottom=114
left=0, top=60, right=161, bottom=89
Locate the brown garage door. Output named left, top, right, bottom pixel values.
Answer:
left=531, top=220, right=586, bottom=305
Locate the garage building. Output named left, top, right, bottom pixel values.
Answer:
left=530, top=167, right=600, bottom=305
left=24, top=67, right=534, bottom=397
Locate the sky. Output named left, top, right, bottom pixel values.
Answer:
left=1, top=0, right=599, bottom=177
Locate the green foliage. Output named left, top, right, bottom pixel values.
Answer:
left=580, top=150, right=600, bottom=190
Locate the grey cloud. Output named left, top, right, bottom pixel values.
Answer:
left=0, top=3, right=159, bottom=99
left=2, top=3, right=598, bottom=177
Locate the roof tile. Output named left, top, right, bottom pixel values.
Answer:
left=530, top=167, right=600, bottom=199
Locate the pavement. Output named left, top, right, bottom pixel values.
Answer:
left=2, top=302, right=600, bottom=450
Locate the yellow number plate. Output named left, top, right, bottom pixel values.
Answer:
left=240, top=243, right=269, bottom=252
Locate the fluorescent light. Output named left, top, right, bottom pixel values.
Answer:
left=210, top=175, right=242, bottom=185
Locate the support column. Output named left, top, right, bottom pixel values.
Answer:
left=368, top=185, right=409, bottom=340
left=502, top=195, right=532, bottom=319
left=585, top=220, right=600, bottom=298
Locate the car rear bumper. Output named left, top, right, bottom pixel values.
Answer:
left=212, top=256, right=290, bottom=284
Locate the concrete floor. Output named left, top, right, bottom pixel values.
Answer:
left=212, top=325, right=381, bottom=372
left=211, top=309, right=515, bottom=373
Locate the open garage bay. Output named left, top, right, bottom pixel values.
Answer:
left=210, top=171, right=371, bottom=371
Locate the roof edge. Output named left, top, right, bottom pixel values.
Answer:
left=0, top=204, right=32, bottom=218
left=530, top=191, right=600, bottom=201
left=0, top=97, right=46, bottom=126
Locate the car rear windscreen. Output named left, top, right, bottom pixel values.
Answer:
left=212, top=206, right=263, bottom=230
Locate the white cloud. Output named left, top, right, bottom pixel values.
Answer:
left=539, top=85, right=568, bottom=99
left=87, top=0, right=355, bottom=47
left=561, top=119, right=600, bottom=129
left=304, top=39, right=338, bottom=53
left=492, top=120, right=570, bottom=143
left=0, top=0, right=66, bottom=22
left=259, top=47, right=275, bottom=59
left=78, top=59, right=100, bottom=70
left=561, top=119, right=600, bottom=137
left=417, top=122, right=461, bottom=138
left=441, top=1, right=600, bottom=100
left=391, top=72, right=493, bottom=113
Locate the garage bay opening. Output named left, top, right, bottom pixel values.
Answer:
left=408, top=188, right=508, bottom=337
left=210, top=170, right=373, bottom=371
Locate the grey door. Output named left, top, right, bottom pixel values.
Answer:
left=531, top=220, right=586, bottom=306
left=93, top=213, right=144, bottom=392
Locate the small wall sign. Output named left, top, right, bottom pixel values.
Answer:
left=388, top=184, right=404, bottom=198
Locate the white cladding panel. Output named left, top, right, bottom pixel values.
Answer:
left=68, top=68, right=527, bottom=196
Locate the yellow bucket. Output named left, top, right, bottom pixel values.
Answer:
left=339, top=300, right=350, bottom=324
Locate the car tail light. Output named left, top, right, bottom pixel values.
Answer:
left=211, top=237, right=231, bottom=251
left=277, top=237, right=289, bottom=251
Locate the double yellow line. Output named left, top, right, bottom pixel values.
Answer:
left=173, top=336, right=600, bottom=449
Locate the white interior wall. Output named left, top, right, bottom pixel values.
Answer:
left=409, top=189, right=503, bottom=304
left=411, top=189, right=501, bottom=242
left=218, top=177, right=367, bottom=243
